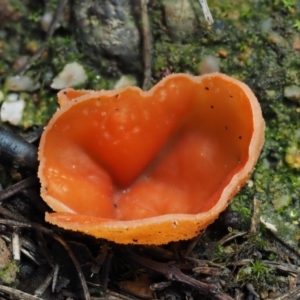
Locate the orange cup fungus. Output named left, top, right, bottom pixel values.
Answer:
left=38, top=73, right=265, bottom=245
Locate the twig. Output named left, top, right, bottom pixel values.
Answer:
left=1, top=234, right=42, bottom=265
left=52, top=263, right=60, bottom=292
left=0, top=127, right=38, bottom=171
left=126, top=248, right=234, bottom=300
left=62, top=288, right=136, bottom=300
left=246, top=283, right=260, bottom=298
left=0, top=284, right=44, bottom=300
left=199, top=0, right=214, bottom=25
left=184, top=235, right=202, bottom=257
left=0, top=176, right=39, bottom=203
left=274, top=285, right=300, bottom=300
left=11, top=229, right=21, bottom=261
left=140, top=0, right=152, bottom=90
left=33, top=269, right=53, bottom=297
left=250, top=197, right=262, bottom=233
left=16, top=0, right=68, bottom=75
left=267, top=230, right=300, bottom=262
left=218, top=231, right=247, bottom=246
left=0, top=217, right=91, bottom=300
left=100, top=252, right=113, bottom=296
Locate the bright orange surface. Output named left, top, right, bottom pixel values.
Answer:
left=39, top=74, right=254, bottom=223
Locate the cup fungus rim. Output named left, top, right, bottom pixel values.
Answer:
left=39, top=72, right=265, bottom=244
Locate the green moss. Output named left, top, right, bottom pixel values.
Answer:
left=21, top=91, right=57, bottom=128
left=0, top=261, right=18, bottom=285
left=236, top=260, right=276, bottom=291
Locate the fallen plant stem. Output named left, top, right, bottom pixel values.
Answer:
left=250, top=197, right=262, bottom=233
left=0, top=205, right=29, bottom=222
left=199, top=0, right=214, bottom=25
left=0, top=176, right=39, bottom=203
left=0, top=217, right=91, bottom=300
left=141, top=0, right=152, bottom=90
left=274, top=285, right=300, bottom=300
left=52, top=263, right=60, bottom=292
left=0, top=284, right=44, bottom=300
left=218, top=231, right=247, bottom=246
left=0, top=127, right=38, bottom=171
left=17, top=0, right=68, bottom=75
left=126, top=248, right=234, bottom=300
left=267, top=230, right=300, bottom=262
left=246, top=283, right=260, bottom=298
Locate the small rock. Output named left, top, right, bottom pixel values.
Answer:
left=0, top=94, right=25, bottom=126
left=273, top=194, right=292, bottom=211
left=284, top=85, right=300, bottom=102
left=72, top=0, right=141, bottom=73
left=40, top=12, right=61, bottom=32
left=114, top=75, right=137, bottom=89
left=12, top=56, right=29, bottom=71
left=163, top=0, right=198, bottom=42
left=6, top=75, right=40, bottom=92
left=198, top=55, right=220, bottom=75
left=51, top=62, right=87, bottom=89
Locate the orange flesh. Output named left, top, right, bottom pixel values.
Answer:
left=39, top=74, right=253, bottom=222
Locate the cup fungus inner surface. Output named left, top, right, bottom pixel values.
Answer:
left=38, top=73, right=264, bottom=244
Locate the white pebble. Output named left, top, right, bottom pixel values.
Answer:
left=51, top=62, right=88, bottom=89
left=1, top=95, right=25, bottom=126
left=284, top=85, right=300, bottom=101
left=40, top=12, right=61, bottom=32
left=198, top=56, right=220, bottom=75
left=6, top=75, right=40, bottom=92
left=114, top=75, right=137, bottom=89
left=40, top=12, right=54, bottom=32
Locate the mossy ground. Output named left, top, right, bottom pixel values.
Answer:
left=149, top=0, right=300, bottom=250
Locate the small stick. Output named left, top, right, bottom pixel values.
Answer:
left=199, top=0, right=214, bottom=25
left=34, top=270, right=53, bottom=297
left=0, top=127, right=38, bottom=171
left=52, top=264, right=60, bottom=292
left=141, top=0, right=152, bottom=90
left=250, top=197, right=262, bottom=233
left=126, top=248, right=234, bottom=300
left=17, top=0, right=68, bottom=75
left=274, top=285, right=300, bottom=300
left=0, top=284, right=44, bottom=300
left=0, top=217, right=91, bottom=300
left=11, top=229, right=21, bottom=261
left=0, top=176, right=39, bottom=203
left=246, top=283, right=260, bottom=298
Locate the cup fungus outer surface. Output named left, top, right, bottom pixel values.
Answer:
left=38, top=73, right=265, bottom=245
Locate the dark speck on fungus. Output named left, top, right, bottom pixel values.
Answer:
left=38, top=73, right=265, bottom=245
